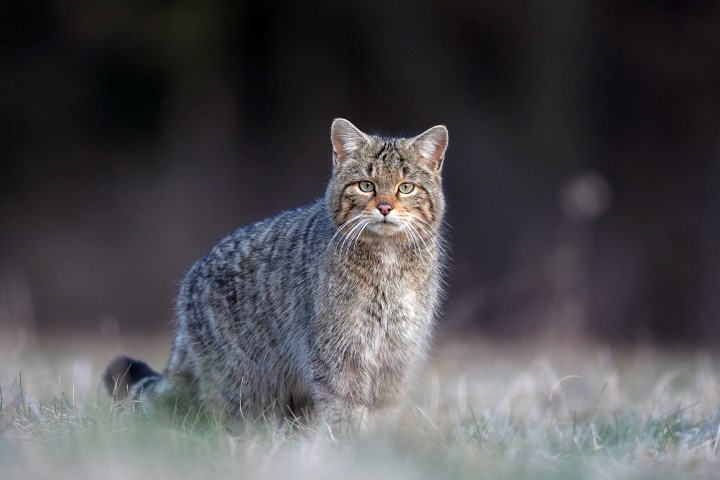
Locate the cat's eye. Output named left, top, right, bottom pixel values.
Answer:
left=358, top=181, right=375, bottom=193
left=398, top=183, right=415, bottom=194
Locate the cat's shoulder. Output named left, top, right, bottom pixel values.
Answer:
left=199, top=199, right=328, bottom=263
left=228, top=198, right=328, bottom=238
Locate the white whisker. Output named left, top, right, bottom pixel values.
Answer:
left=403, top=223, right=422, bottom=257
left=327, top=216, right=363, bottom=252
left=411, top=216, right=451, bottom=257
left=412, top=215, right=438, bottom=234
left=340, top=218, right=369, bottom=255
left=407, top=218, right=433, bottom=251
left=348, top=219, right=370, bottom=254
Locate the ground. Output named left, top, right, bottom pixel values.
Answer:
left=1, top=332, right=719, bottom=479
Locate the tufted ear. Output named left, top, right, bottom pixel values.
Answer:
left=408, top=125, right=448, bottom=171
left=331, top=118, right=371, bottom=163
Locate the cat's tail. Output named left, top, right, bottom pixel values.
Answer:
left=103, top=355, right=162, bottom=401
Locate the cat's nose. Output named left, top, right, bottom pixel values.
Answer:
left=377, top=202, right=393, bottom=216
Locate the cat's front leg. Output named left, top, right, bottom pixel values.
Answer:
left=316, top=396, right=369, bottom=436
left=311, top=375, right=370, bottom=436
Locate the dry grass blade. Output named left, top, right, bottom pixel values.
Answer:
left=2, top=338, right=720, bottom=479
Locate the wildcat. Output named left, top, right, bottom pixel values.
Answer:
left=104, top=118, right=449, bottom=433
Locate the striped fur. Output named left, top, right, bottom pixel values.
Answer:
left=104, top=119, right=449, bottom=433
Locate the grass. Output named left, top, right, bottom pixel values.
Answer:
left=2, top=333, right=720, bottom=479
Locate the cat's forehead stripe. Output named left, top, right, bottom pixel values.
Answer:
left=370, top=139, right=407, bottom=169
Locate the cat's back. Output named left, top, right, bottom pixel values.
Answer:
left=178, top=199, right=331, bottom=326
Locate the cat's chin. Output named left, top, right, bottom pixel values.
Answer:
left=365, top=220, right=404, bottom=236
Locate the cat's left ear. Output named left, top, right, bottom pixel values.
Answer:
left=331, top=118, right=372, bottom=163
left=409, top=125, right=449, bottom=171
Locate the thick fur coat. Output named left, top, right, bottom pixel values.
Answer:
left=105, top=119, right=449, bottom=433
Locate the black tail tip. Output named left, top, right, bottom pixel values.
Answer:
left=103, top=356, right=159, bottom=400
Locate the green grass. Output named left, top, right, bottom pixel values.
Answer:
left=2, top=335, right=720, bottom=479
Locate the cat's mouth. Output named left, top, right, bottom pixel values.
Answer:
left=366, top=217, right=402, bottom=235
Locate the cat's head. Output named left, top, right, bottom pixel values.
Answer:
left=326, top=118, right=448, bottom=245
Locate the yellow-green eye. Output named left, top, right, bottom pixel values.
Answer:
left=398, top=183, right=415, bottom=194
left=358, top=181, right=375, bottom=193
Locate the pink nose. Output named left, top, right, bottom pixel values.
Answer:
left=377, top=202, right=393, bottom=216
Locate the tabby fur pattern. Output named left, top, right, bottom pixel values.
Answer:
left=104, top=118, right=449, bottom=433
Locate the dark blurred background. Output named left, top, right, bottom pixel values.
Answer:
left=1, top=0, right=719, bottom=345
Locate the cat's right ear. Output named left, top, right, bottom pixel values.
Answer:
left=408, top=125, right=449, bottom=171
left=331, top=118, right=371, bottom=163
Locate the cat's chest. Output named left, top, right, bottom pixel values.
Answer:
left=353, top=262, right=430, bottom=367
left=355, top=250, right=432, bottom=326
left=363, top=248, right=418, bottom=295
left=324, top=245, right=436, bottom=323
left=319, top=247, right=436, bottom=365
left=377, top=249, right=402, bottom=276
